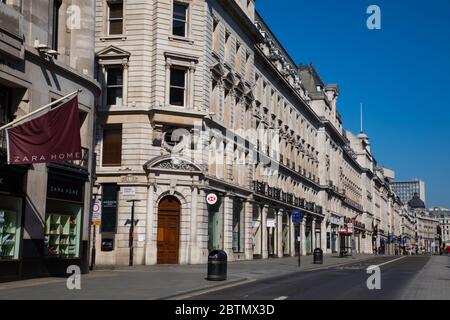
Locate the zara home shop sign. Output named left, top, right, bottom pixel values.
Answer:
left=47, top=176, right=83, bottom=203
left=6, top=97, right=82, bottom=165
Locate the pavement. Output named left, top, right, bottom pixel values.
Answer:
left=0, top=254, right=374, bottom=300
left=400, top=255, right=450, bottom=300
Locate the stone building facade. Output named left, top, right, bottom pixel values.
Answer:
left=0, top=0, right=99, bottom=281
left=427, top=207, right=450, bottom=248
left=92, top=0, right=408, bottom=266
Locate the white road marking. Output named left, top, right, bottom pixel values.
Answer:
left=170, top=278, right=257, bottom=300
left=273, top=296, right=288, bottom=300
left=376, top=256, right=406, bottom=267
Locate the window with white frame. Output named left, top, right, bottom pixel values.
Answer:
left=169, top=67, right=187, bottom=106
left=106, top=66, right=123, bottom=106
left=172, top=2, right=188, bottom=37
left=107, top=0, right=123, bottom=35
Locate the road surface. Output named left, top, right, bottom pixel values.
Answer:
left=188, top=256, right=431, bottom=300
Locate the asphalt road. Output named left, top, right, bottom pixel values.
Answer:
left=188, top=256, right=431, bottom=300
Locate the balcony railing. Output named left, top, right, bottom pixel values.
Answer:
left=53, top=147, right=90, bottom=171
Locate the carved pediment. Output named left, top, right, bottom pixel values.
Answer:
left=144, top=155, right=203, bottom=173
left=96, top=45, right=131, bottom=59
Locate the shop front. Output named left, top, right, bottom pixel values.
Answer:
left=378, top=229, right=387, bottom=255
left=207, top=192, right=224, bottom=253
left=353, top=221, right=366, bottom=254
left=42, top=171, right=85, bottom=276
left=338, top=219, right=354, bottom=256
left=282, top=213, right=290, bottom=256
left=252, top=203, right=262, bottom=259
left=267, top=208, right=277, bottom=258
left=305, top=225, right=312, bottom=254
left=0, top=166, right=26, bottom=282
left=328, top=214, right=344, bottom=254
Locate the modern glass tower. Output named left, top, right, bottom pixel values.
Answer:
left=391, top=180, right=426, bottom=205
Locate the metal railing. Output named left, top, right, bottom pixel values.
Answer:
left=63, top=147, right=89, bottom=170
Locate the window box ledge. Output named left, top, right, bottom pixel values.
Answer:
left=100, top=35, right=127, bottom=42
left=168, top=35, right=194, bottom=45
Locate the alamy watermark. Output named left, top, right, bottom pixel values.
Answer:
left=66, top=265, right=81, bottom=290
left=367, top=5, right=381, bottom=30
left=66, top=5, right=81, bottom=30
left=366, top=265, right=381, bottom=290
left=162, top=120, right=283, bottom=178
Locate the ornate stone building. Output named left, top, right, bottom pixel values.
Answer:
left=92, top=0, right=407, bottom=266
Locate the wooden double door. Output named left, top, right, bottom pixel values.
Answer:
left=157, top=196, right=181, bottom=264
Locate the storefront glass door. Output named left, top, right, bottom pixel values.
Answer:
left=305, top=227, right=312, bottom=254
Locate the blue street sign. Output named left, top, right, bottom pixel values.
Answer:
left=292, top=210, right=304, bottom=223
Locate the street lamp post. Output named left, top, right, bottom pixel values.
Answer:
left=126, top=199, right=141, bottom=266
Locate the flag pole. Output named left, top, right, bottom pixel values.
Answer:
left=0, top=89, right=82, bottom=132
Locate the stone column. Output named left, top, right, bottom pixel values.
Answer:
left=277, top=209, right=283, bottom=258
left=188, top=62, right=195, bottom=110
left=300, top=217, right=306, bottom=256
left=321, top=219, right=327, bottom=253
left=145, top=182, right=156, bottom=265
left=262, top=205, right=268, bottom=259
left=312, top=218, right=316, bottom=250
left=164, top=60, right=171, bottom=106
left=223, top=194, right=233, bottom=259
left=244, top=201, right=253, bottom=260
left=189, top=185, right=200, bottom=264
left=289, top=212, right=295, bottom=257
left=122, top=61, right=129, bottom=106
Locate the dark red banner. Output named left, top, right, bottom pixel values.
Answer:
left=6, top=96, right=82, bottom=165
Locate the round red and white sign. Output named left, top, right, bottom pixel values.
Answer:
left=206, top=193, right=218, bottom=205
left=93, top=202, right=100, bottom=213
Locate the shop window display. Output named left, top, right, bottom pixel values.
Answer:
left=44, top=200, right=81, bottom=258
left=0, top=196, right=23, bottom=260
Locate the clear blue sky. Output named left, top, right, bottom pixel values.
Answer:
left=257, top=0, right=450, bottom=208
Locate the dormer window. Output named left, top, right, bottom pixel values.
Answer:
left=317, top=85, right=323, bottom=92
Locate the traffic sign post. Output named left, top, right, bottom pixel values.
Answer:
left=90, top=198, right=101, bottom=271
left=292, top=211, right=304, bottom=267
left=126, top=199, right=141, bottom=267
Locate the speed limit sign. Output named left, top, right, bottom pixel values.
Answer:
left=206, top=193, right=218, bottom=206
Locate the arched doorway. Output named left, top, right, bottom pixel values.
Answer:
left=157, top=196, right=181, bottom=264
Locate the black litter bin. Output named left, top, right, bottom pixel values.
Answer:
left=313, top=248, right=323, bottom=264
left=207, top=250, right=227, bottom=281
